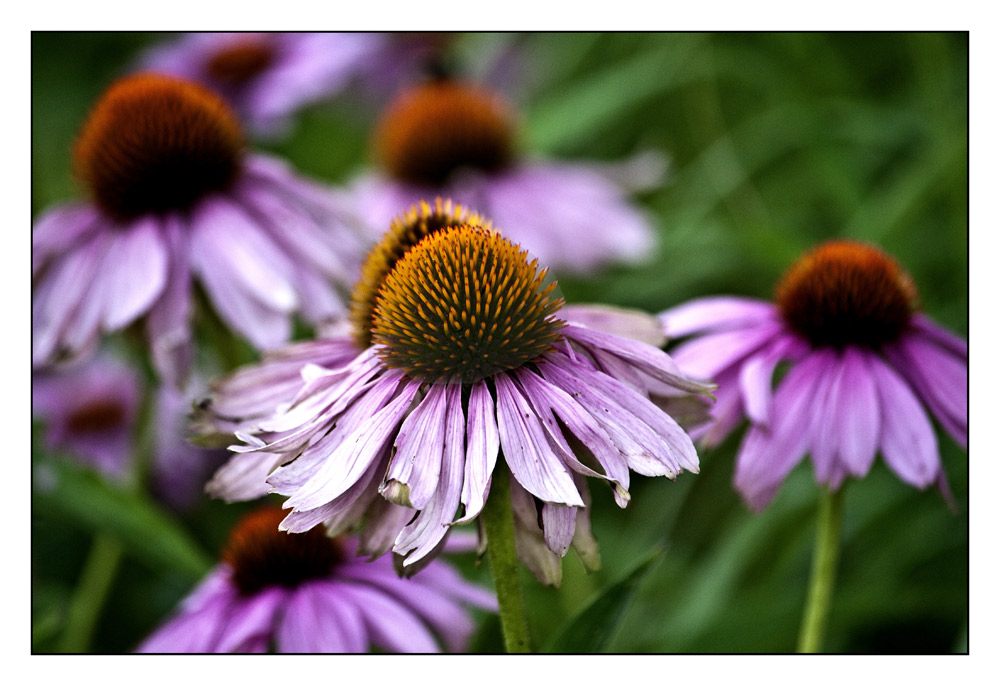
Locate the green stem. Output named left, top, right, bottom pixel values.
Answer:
left=797, top=486, right=846, bottom=653
left=60, top=368, right=158, bottom=653
left=481, top=461, right=532, bottom=653
left=59, top=533, right=125, bottom=653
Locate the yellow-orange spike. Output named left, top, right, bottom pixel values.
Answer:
left=371, top=225, right=565, bottom=384
left=349, top=198, right=495, bottom=347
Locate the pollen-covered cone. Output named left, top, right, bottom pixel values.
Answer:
left=201, top=217, right=713, bottom=585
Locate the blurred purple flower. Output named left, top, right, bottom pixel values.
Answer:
left=32, top=73, right=368, bottom=386
left=32, top=355, right=141, bottom=481
left=660, top=240, right=967, bottom=511
left=138, top=32, right=384, bottom=137
left=350, top=80, right=664, bottom=274
left=199, top=211, right=710, bottom=584
left=137, top=506, right=495, bottom=653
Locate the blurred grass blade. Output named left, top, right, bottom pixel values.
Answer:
left=544, top=545, right=666, bottom=653
left=33, top=456, right=213, bottom=581
left=525, top=37, right=703, bottom=154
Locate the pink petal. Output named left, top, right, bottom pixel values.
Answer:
left=870, top=356, right=940, bottom=489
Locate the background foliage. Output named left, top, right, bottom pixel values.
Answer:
left=31, top=32, right=968, bottom=654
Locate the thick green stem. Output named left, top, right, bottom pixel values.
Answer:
left=481, top=461, right=532, bottom=653
left=797, top=486, right=846, bottom=653
left=59, top=533, right=125, bottom=653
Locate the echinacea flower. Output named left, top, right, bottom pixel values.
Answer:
left=660, top=240, right=967, bottom=511
left=32, top=355, right=141, bottom=480
left=200, top=200, right=712, bottom=584
left=138, top=32, right=379, bottom=137
left=32, top=354, right=229, bottom=505
left=349, top=80, right=662, bottom=274
left=137, top=506, right=495, bottom=653
left=32, top=73, right=367, bottom=385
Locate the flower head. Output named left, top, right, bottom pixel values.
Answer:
left=32, top=356, right=141, bottom=480
left=32, top=73, right=367, bottom=385
left=137, top=506, right=495, bottom=653
left=660, top=240, right=967, bottom=511
left=350, top=80, right=661, bottom=274
left=201, top=203, right=712, bottom=584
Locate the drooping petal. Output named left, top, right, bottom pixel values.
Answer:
left=382, top=382, right=449, bottom=509
left=515, top=367, right=631, bottom=506
left=494, top=373, right=584, bottom=507
left=832, top=348, right=881, bottom=479
left=734, top=351, right=834, bottom=511
left=885, top=331, right=968, bottom=449
left=564, top=323, right=716, bottom=395
left=395, top=384, right=466, bottom=570
left=457, top=381, right=500, bottom=523
left=100, top=216, right=169, bottom=330
left=508, top=477, right=563, bottom=586
left=279, top=378, right=418, bottom=511
left=541, top=358, right=699, bottom=478
left=541, top=502, right=578, bottom=557
left=32, top=202, right=102, bottom=277
left=145, top=214, right=193, bottom=386
left=869, top=356, right=940, bottom=489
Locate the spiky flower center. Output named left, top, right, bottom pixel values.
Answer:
left=371, top=225, right=565, bottom=384
left=221, top=507, right=342, bottom=596
left=777, top=240, right=918, bottom=349
left=350, top=198, right=493, bottom=348
left=374, top=81, right=515, bottom=186
left=66, top=399, right=126, bottom=434
left=73, top=73, right=244, bottom=221
left=205, top=37, right=276, bottom=84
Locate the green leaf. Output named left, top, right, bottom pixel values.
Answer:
left=33, top=456, right=213, bottom=581
left=544, top=545, right=666, bottom=653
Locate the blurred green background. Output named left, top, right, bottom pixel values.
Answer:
left=31, top=32, right=968, bottom=653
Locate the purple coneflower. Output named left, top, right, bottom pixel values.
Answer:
left=200, top=200, right=712, bottom=584
left=32, top=354, right=229, bottom=506
left=32, top=355, right=141, bottom=481
left=660, top=239, right=967, bottom=512
left=138, top=32, right=379, bottom=137
left=349, top=80, right=662, bottom=274
left=32, top=73, right=367, bottom=385
left=137, top=506, right=495, bottom=653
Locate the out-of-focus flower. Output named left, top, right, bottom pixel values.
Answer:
left=32, top=355, right=141, bottom=480
left=660, top=240, right=967, bottom=511
left=32, top=73, right=367, bottom=385
left=32, top=353, right=230, bottom=506
left=137, top=506, right=495, bottom=653
left=139, top=33, right=457, bottom=137
left=199, top=200, right=711, bottom=584
left=349, top=80, right=663, bottom=274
